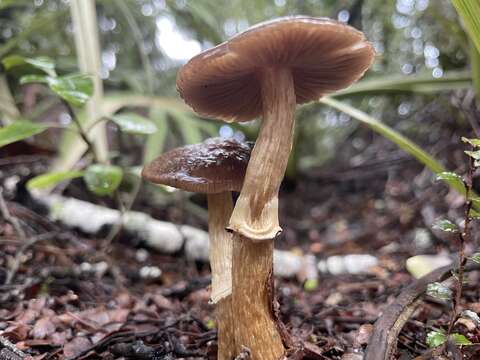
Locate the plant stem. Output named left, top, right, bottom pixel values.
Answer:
left=446, top=147, right=474, bottom=337
left=62, top=100, right=100, bottom=163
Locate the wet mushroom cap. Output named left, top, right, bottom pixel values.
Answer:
left=177, top=16, right=375, bottom=122
left=141, top=137, right=253, bottom=194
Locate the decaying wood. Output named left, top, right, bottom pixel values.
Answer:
left=36, top=195, right=316, bottom=279
left=0, top=336, right=26, bottom=360
left=365, top=261, right=480, bottom=360
left=231, top=236, right=285, bottom=359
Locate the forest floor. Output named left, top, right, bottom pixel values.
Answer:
left=1, top=129, right=480, bottom=359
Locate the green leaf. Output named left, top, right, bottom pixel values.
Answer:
left=432, top=219, right=459, bottom=233
left=48, top=74, right=93, bottom=107
left=2, top=55, right=56, bottom=76
left=451, top=333, right=473, bottom=346
left=110, top=113, right=157, bottom=135
left=465, top=150, right=480, bottom=160
left=436, top=172, right=466, bottom=195
left=426, top=282, right=453, bottom=300
left=426, top=331, right=446, bottom=348
left=83, top=164, right=123, bottom=196
left=469, top=252, right=480, bottom=264
left=461, top=137, right=480, bottom=147
left=18, top=73, right=93, bottom=107
left=27, top=171, right=84, bottom=190
left=303, top=279, right=318, bottom=291
left=0, top=121, right=48, bottom=148
left=20, top=74, right=50, bottom=85
left=469, top=208, right=480, bottom=219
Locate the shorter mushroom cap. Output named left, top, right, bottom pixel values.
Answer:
left=142, top=137, right=253, bottom=194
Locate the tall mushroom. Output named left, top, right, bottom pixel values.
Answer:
left=141, top=137, right=252, bottom=360
left=177, top=16, right=375, bottom=359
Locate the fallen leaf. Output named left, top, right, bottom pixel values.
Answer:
left=151, top=294, right=175, bottom=311
left=31, top=317, right=56, bottom=339
left=354, top=324, right=374, bottom=347
left=63, top=336, right=91, bottom=358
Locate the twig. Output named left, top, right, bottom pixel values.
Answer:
left=0, top=336, right=26, bottom=358
left=0, top=189, right=26, bottom=239
left=5, top=231, right=59, bottom=285
left=365, top=261, right=480, bottom=360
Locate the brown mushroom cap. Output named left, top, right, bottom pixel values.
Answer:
left=177, top=16, right=375, bottom=122
left=141, top=137, right=253, bottom=194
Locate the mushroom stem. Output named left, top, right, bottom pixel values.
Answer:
left=232, top=235, right=285, bottom=359
left=207, top=192, right=235, bottom=360
left=228, top=67, right=296, bottom=240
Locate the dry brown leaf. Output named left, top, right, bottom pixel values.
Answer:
left=63, top=336, right=91, bottom=358
left=31, top=317, right=56, bottom=339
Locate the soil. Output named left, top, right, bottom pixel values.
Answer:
left=1, top=112, right=480, bottom=359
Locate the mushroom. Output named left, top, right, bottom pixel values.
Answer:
left=177, top=16, right=375, bottom=359
left=142, top=137, right=252, bottom=360
left=177, top=16, right=375, bottom=240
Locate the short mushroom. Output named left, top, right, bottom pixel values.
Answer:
left=142, top=137, right=252, bottom=360
left=177, top=16, right=375, bottom=359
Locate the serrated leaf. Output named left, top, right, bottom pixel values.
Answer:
left=435, top=172, right=466, bottom=194
left=110, top=113, right=157, bottom=135
left=461, top=137, right=480, bottom=147
left=461, top=310, right=480, bottom=325
left=2, top=55, right=56, bottom=76
left=465, top=150, right=480, bottom=160
left=0, top=121, right=48, bottom=148
left=426, top=282, right=453, bottom=300
left=451, top=333, right=473, bottom=346
left=83, top=164, right=123, bottom=196
left=27, top=171, right=84, bottom=190
left=469, top=252, right=480, bottom=264
left=48, top=74, right=93, bottom=107
left=432, top=219, right=459, bottom=233
left=426, top=331, right=446, bottom=348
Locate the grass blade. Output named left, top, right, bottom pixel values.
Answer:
left=452, top=0, right=480, bottom=54
left=334, top=71, right=471, bottom=97
left=51, top=0, right=108, bottom=176
left=320, top=97, right=466, bottom=195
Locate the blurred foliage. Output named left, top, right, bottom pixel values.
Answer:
left=0, top=0, right=478, bottom=181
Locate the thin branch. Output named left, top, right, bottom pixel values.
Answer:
left=0, top=189, right=26, bottom=240
left=61, top=99, right=100, bottom=163
left=365, top=261, right=480, bottom=360
left=5, top=232, right=59, bottom=285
